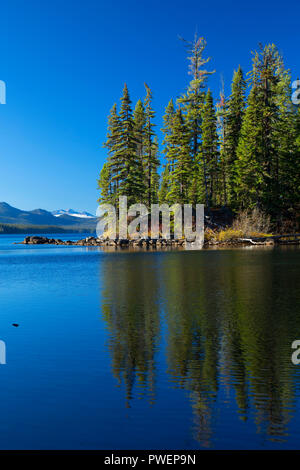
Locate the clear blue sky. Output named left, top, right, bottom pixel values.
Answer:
left=0, top=0, right=299, bottom=214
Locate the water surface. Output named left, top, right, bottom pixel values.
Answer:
left=0, top=234, right=300, bottom=449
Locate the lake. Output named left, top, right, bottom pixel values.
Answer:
left=0, top=234, right=299, bottom=449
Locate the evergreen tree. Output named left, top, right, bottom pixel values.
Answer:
left=97, top=39, right=300, bottom=231
left=161, top=99, right=176, bottom=172
left=177, top=35, right=215, bottom=207
left=101, top=103, right=122, bottom=204
left=162, top=100, right=175, bottom=141
left=216, top=80, right=227, bottom=205
left=235, top=82, right=264, bottom=209
left=187, top=163, right=202, bottom=206
left=150, top=136, right=160, bottom=204
left=235, top=44, right=295, bottom=218
left=223, top=66, right=246, bottom=205
left=116, top=84, right=145, bottom=205
left=274, top=88, right=300, bottom=224
left=158, top=164, right=171, bottom=204
left=98, top=85, right=146, bottom=208
left=200, top=90, right=219, bottom=207
left=178, top=35, right=215, bottom=164
left=143, top=84, right=160, bottom=207
left=133, top=99, right=146, bottom=164
left=167, top=108, right=192, bottom=204
left=97, top=162, right=112, bottom=203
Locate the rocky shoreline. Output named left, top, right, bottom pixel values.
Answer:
left=19, top=235, right=294, bottom=249
left=22, top=235, right=187, bottom=248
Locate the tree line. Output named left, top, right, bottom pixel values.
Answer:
left=98, top=36, right=300, bottom=228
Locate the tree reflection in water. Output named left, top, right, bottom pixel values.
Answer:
left=100, top=249, right=300, bottom=446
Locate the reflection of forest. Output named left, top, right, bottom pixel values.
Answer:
left=100, top=250, right=300, bottom=445
left=101, top=254, right=161, bottom=407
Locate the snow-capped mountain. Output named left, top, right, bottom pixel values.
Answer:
left=0, top=202, right=97, bottom=228
left=52, top=209, right=95, bottom=219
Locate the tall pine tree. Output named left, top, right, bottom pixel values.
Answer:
left=99, top=103, right=122, bottom=205
left=223, top=66, right=246, bottom=206
left=167, top=108, right=192, bottom=204
left=143, top=84, right=160, bottom=207
left=116, top=84, right=145, bottom=205
left=178, top=35, right=215, bottom=164
left=200, top=90, right=219, bottom=208
left=235, top=44, right=295, bottom=219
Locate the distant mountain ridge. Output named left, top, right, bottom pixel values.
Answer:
left=0, top=202, right=97, bottom=228
left=52, top=209, right=95, bottom=218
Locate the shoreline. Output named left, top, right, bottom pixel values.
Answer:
left=19, top=235, right=300, bottom=249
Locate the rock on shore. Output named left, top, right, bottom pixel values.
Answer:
left=21, top=234, right=287, bottom=248
left=22, top=235, right=188, bottom=248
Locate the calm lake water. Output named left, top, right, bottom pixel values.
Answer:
left=0, top=234, right=300, bottom=449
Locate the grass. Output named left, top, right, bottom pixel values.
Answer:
left=204, top=227, right=273, bottom=243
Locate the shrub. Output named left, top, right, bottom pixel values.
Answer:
left=204, top=228, right=216, bottom=242
left=232, top=208, right=271, bottom=236
left=217, top=229, right=244, bottom=242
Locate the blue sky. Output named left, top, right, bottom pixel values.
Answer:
left=0, top=0, right=299, bottom=214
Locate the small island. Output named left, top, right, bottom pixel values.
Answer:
left=21, top=232, right=300, bottom=248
